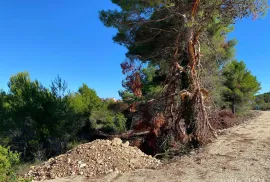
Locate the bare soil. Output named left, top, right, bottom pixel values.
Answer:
left=45, top=111, right=270, bottom=182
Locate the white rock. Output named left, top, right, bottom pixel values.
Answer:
left=112, top=138, right=122, bottom=146
left=79, top=171, right=84, bottom=175
left=80, top=163, right=87, bottom=168
left=122, top=141, right=130, bottom=147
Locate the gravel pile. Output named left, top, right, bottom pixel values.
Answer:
left=25, top=138, right=161, bottom=181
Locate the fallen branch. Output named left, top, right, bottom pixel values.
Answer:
left=94, top=130, right=150, bottom=140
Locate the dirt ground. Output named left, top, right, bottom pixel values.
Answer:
left=46, top=111, right=270, bottom=182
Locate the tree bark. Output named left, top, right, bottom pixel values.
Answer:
left=232, top=99, right=236, bottom=115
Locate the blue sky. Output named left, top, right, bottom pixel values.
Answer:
left=0, top=1, right=269, bottom=98
left=229, top=16, right=270, bottom=94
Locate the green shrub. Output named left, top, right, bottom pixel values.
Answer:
left=90, top=110, right=127, bottom=133
left=0, top=146, right=33, bottom=182
left=0, top=145, right=20, bottom=182
left=260, top=103, right=270, bottom=110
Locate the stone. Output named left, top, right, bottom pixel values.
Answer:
left=122, top=141, right=130, bottom=147
left=111, top=138, right=122, bottom=146
left=80, top=163, right=87, bottom=168
left=79, top=171, right=84, bottom=175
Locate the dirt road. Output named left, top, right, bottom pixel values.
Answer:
left=48, top=111, right=270, bottom=182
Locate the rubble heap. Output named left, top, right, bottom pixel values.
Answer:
left=25, top=138, right=161, bottom=181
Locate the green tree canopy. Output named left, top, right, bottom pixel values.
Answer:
left=68, top=84, right=102, bottom=116
left=0, top=72, right=77, bottom=161
left=0, top=72, right=126, bottom=162
left=222, top=60, right=261, bottom=114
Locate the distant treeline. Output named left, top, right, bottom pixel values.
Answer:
left=254, top=92, right=270, bottom=110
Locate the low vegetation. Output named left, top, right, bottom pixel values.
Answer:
left=254, top=92, right=270, bottom=110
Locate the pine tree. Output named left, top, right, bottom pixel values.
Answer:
left=222, top=60, right=261, bottom=114
left=100, top=0, right=268, bottom=149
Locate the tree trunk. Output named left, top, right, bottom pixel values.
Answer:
left=232, top=99, right=236, bottom=115
left=163, top=0, right=216, bottom=146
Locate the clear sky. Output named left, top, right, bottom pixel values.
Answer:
left=0, top=1, right=269, bottom=98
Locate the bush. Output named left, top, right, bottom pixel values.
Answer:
left=0, top=146, right=33, bottom=182
left=90, top=110, right=127, bottom=133
left=259, top=103, right=270, bottom=110
left=0, top=146, right=20, bottom=182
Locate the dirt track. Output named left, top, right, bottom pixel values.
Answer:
left=47, top=111, right=270, bottom=182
